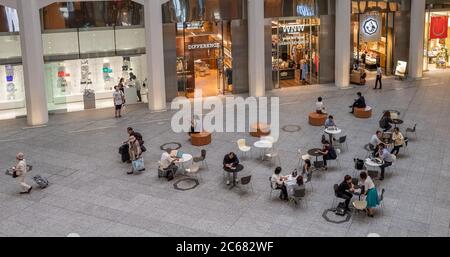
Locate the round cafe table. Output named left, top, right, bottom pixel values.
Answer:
left=324, top=127, right=342, bottom=146
left=176, top=153, right=193, bottom=172
left=391, top=119, right=403, bottom=128
left=224, top=164, right=244, bottom=189
left=254, top=140, right=273, bottom=160
left=307, top=148, right=323, bottom=162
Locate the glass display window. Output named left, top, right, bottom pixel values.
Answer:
left=271, top=17, right=320, bottom=88
left=0, top=64, right=26, bottom=119
left=45, top=55, right=147, bottom=112
left=423, top=10, right=450, bottom=71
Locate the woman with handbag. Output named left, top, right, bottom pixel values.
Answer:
left=127, top=136, right=142, bottom=175
left=12, top=152, right=32, bottom=194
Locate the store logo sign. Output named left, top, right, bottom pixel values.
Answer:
left=188, top=43, right=220, bottom=50
left=360, top=14, right=382, bottom=42
left=282, top=25, right=305, bottom=34
left=296, top=5, right=314, bottom=17
left=363, top=18, right=379, bottom=35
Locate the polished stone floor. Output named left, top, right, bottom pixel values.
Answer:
left=0, top=70, right=450, bottom=237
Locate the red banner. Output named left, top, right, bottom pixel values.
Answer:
left=430, top=16, right=448, bottom=40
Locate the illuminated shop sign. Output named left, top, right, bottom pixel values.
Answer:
left=279, top=35, right=307, bottom=46
left=281, top=24, right=305, bottom=33
left=296, top=4, right=315, bottom=17
left=187, top=42, right=221, bottom=50
left=360, top=14, right=382, bottom=42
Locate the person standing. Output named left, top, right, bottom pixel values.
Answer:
left=118, top=78, right=125, bottom=93
left=391, top=127, right=405, bottom=156
left=359, top=171, right=379, bottom=217
left=127, top=135, right=142, bottom=175
left=113, top=86, right=125, bottom=118
left=12, top=153, right=32, bottom=194
left=133, top=75, right=142, bottom=102
left=374, top=65, right=383, bottom=89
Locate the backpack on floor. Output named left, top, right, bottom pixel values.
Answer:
left=335, top=202, right=346, bottom=216
left=33, top=175, right=49, bottom=189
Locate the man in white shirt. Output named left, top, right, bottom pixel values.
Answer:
left=369, top=131, right=383, bottom=155
left=374, top=65, right=383, bottom=90
left=12, top=152, right=32, bottom=194
left=316, top=97, right=326, bottom=114
left=159, top=149, right=179, bottom=180
left=113, top=86, right=125, bottom=118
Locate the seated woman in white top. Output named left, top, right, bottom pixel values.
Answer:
left=359, top=171, right=380, bottom=217
left=316, top=97, right=326, bottom=114
left=271, top=167, right=288, bottom=201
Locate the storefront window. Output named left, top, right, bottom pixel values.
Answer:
left=176, top=21, right=232, bottom=97
left=271, top=17, right=320, bottom=88
left=351, top=0, right=398, bottom=76
left=423, top=10, right=449, bottom=71
left=45, top=55, right=147, bottom=112
left=0, top=5, right=26, bottom=120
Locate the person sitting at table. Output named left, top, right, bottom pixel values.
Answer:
left=271, top=167, right=288, bottom=201
left=316, top=97, right=326, bottom=114
left=337, top=175, right=356, bottom=211
left=359, top=171, right=379, bottom=217
left=302, top=159, right=312, bottom=177
left=318, top=141, right=337, bottom=170
left=324, top=115, right=336, bottom=128
left=379, top=111, right=393, bottom=132
left=391, top=127, right=405, bottom=156
left=223, top=152, right=240, bottom=186
left=378, top=144, right=394, bottom=181
left=369, top=130, right=383, bottom=156
left=290, top=176, right=306, bottom=204
left=349, top=92, right=366, bottom=113
left=159, top=148, right=179, bottom=181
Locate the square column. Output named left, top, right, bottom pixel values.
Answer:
left=409, top=0, right=426, bottom=79
left=335, top=0, right=351, bottom=89
left=17, top=0, right=49, bottom=126
left=144, top=0, right=167, bottom=111
left=248, top=0, right=266, bottom=97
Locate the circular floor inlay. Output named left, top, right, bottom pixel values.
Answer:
left=282, top=125, right=301, bottom=133
left=173, top=178, right=199, bottom=191
left=160, top=142, right=182, bottom=151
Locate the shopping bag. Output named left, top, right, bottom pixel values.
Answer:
left=132, top=157, right=145, bottom=172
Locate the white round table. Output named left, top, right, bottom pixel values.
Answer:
left=365, top=158, right=384, bottom=168
left=324, top=127, right=342, bottom=145
left=254, top=140, right=273, bottom=160
left=177, top=153, right=193, bottom=172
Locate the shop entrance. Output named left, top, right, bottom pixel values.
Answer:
left=424, top=10, right=449, bottom=72
left=176, top=21, right=232, bottom=98
left=271, top=18, right=320, bottom=88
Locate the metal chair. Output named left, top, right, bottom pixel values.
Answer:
left=405, top=124, right=417, bottom=139
left=240, top=175, right=254, bottom=192
left=296, top=149, right=311, bottom=170
left=265, top=148, right=281, bottom=166
left=332, top=184, right=341, bottom=208
left=304, top=170, right=313, bottom=192
left=334, top=136, right=348, bottom=151
left=290, top=188, right=307, bottom=207
left=269, top=176, right=280, bottom=198
left=237, top=139, right=251, bottom=158
left=193, top=149, right=208, bottom=170
left=363, top=144, right=372, bottom=158
left=327, top=149, right=341, bottom=169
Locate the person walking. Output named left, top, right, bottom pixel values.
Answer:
left=113, top=86, right=125, bottom=118
left=374, top=65, right=383, bottom=89
left=12, top=152, right=32, bottom=194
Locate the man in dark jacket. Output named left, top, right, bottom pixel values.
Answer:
left=349, top=92, right=366, bottom=113
left=337, top=175, right=355, bottom=211
left=223, top=152, right=240, bottom=185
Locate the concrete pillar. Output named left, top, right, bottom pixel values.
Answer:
left=409, top=0, right=426, bottom=79
left=335, top=0, right=351, bottom=88
left=144, top=0, right=166, bottom=111
left=247, top=0, right=265, bottom=97
left=17, top=0, right=49, bottom=126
